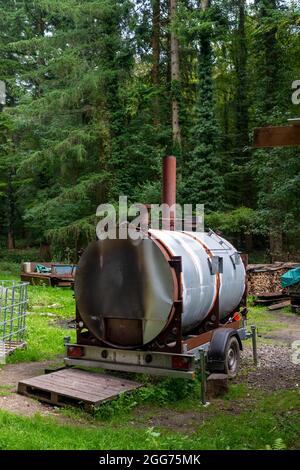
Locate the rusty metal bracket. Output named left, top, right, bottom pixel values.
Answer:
left=168, top=255, right=183, bottom=301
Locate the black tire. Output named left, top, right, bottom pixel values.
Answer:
left=223, top=336, right=240, bottom=379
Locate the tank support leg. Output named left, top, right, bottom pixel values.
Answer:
left=200, top=349, right=207, bottom=405
left=251, top=325, right=258, bottom=366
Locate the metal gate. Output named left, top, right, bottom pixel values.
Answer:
left=0, top=280, right=29, bottom=358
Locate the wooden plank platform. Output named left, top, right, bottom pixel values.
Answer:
left=3, top=341, right=26, bottom=357
left=18, top=368, right=142, bottom=410
left=253, top=294, right=289, bottom=306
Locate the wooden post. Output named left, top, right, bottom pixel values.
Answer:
left=206, top=373, right=229, bottom=399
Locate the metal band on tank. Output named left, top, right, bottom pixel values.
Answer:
left=182, top=232, right=221, bottom=317
left=147, top=231, right=182, bottom=326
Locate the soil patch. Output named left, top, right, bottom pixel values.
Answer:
left=0, top=360, right=64, bottom=418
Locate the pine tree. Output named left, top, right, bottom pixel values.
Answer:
left=7, top=1, right=135, bottom=255
left=0, top=0, right=29, bottom=248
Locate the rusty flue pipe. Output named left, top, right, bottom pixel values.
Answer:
left=163, top=156, right=176, bottom=230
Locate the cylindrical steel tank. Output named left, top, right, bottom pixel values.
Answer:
left=75, top=229, right=246, bottom=349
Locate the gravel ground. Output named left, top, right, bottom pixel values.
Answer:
left=239, top=344, right=300, bottom=391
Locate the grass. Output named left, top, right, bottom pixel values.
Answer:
left=0, top=389, right=298, bottom=450
left=0, top=385, right=13, bottom=397
left=0, top=261, right=76, bottom=363
left=0, top=262, right=299, bottom=450
left=245, top=299, right=293, bottom=344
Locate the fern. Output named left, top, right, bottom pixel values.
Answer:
left=273, top=438, right=287, bottom=450
left=266, top=438, right=287, bottom=450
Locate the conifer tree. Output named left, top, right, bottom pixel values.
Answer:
left=184, top=0, right=225, bottom=211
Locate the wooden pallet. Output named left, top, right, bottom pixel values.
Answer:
left=253, top=292, right=290, bottom=306
left=18, top=368, right=142, bottom=410
left=3, top=341, right=26, bottom=357
left=254, top=297, right=288, bottom=306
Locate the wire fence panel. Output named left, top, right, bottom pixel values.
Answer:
left=0, top=281, right=29, bottom=349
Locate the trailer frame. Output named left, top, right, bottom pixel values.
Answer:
left=64, top=323, right=258, bottom=404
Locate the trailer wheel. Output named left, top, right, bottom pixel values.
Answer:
left=224, top=336, right=240, bottom=379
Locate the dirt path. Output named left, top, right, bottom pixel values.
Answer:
left=265, top=328, right=300, bottom=343
left=262, top=311, right=300, bottom=344
left=0, top=360, right=68, bottom=418
left=0, top=360, right=60, bottom=387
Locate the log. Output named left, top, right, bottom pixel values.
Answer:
left=268, top=300, right=291, bottom=311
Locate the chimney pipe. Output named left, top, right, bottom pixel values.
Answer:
left=163, top=156, right=176, bottom=230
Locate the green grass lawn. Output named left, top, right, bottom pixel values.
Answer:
left=0, top=388, right=298, bottom=450
left=0, top=262, right=299, bottom=450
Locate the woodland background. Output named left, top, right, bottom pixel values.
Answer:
left=0, top=0, right=299, bottom=262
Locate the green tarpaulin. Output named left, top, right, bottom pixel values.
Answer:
left=281, top=268, right=300, bottom=288
left=35, top=264, right=51, bottom=274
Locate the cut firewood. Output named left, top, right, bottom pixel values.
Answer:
left=247, top=262, right=300, bottom=295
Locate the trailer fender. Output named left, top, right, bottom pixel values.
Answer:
left=207, top=328, right=242, bottom=372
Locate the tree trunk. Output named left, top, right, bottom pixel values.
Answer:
left=34, top=16, right=45, bottom=98
left=235, top=0, right=251, bottom=205
left=7, top=231, right=15, bottom=250
left=152, top=0, right=160, bottom=126
left=270, top=229, right=283, bottom=262
left=235, top=0, right=248, bottom=145
left=245, top=233, right=253, bottom=252
left=201, top=0, right=210, bottom=8
left=39, top=243, right=51, bottom=261
left=7, top=171, right=16, bottom=250
left=169, top=0, right=181, bottom=148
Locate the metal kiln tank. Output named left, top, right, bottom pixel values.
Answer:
left=75, top=229, right=246, bottom=349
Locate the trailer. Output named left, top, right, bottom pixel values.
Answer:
left=64, top=324, right=257, bottom=404
left=62, top=157, right=258, bottom=404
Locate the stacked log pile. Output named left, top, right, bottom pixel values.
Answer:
left=247, top=262, right=300, bottom=296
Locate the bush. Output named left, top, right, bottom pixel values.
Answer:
left=0, top=261, right=20, bottom=275
left=0, top=248, right=40, bottom=264
left=205, top=207, right=257, bottom=235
